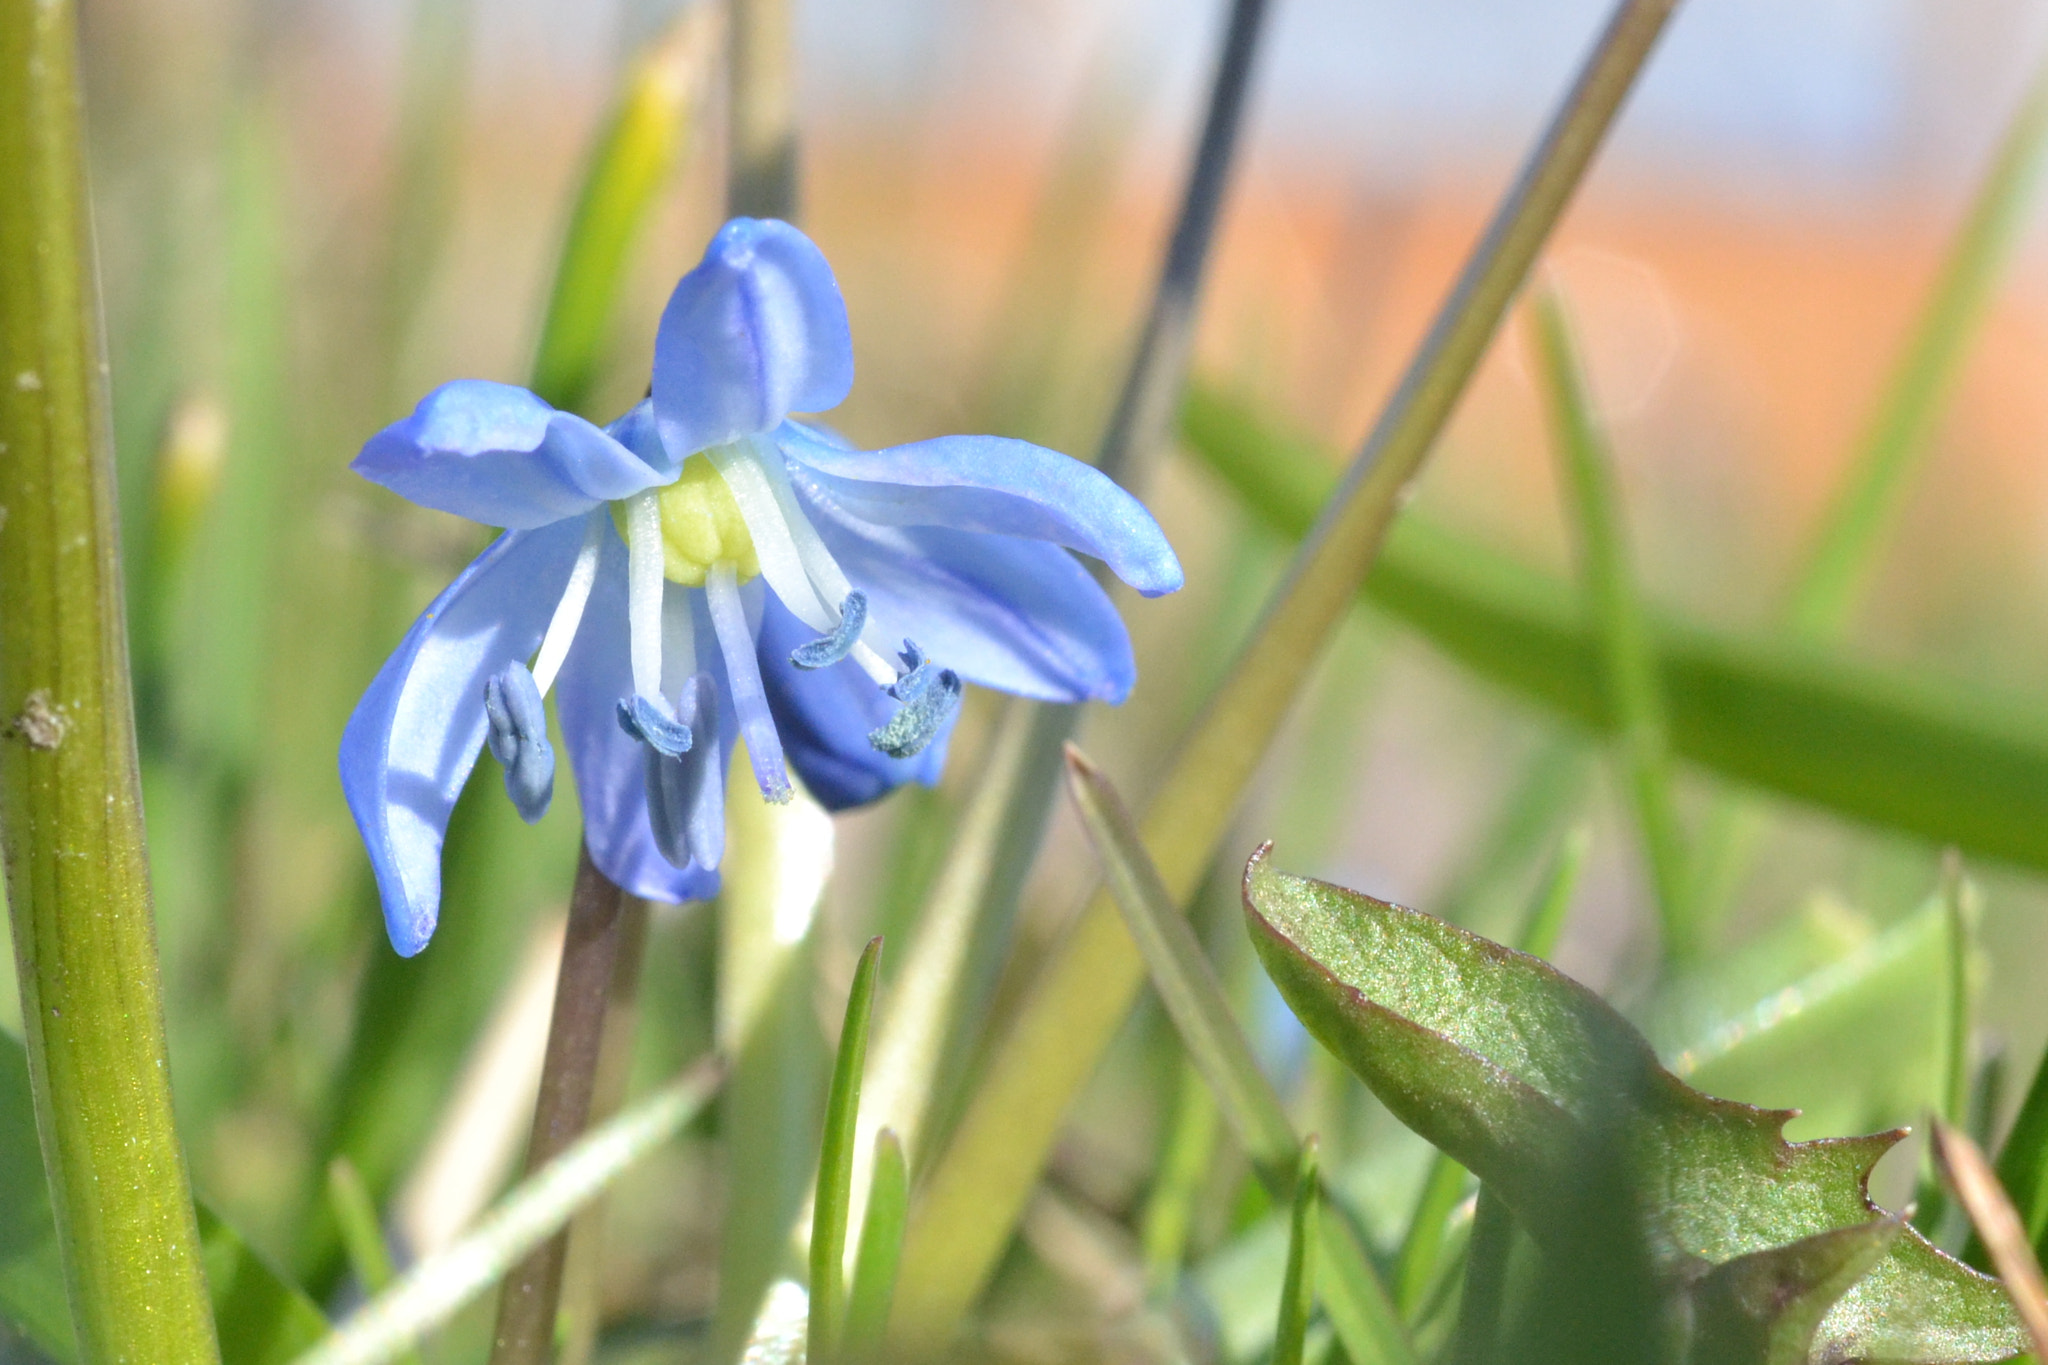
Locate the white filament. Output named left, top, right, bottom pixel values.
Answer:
left=529, top=513, right=606, bottom=696
left=625, top=490, right=665, bottom=701
left=658, top=581, right=697, bottom=699
left=710, top=438, right=894, bottom=686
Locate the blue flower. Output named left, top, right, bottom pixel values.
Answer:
left=341, top=218, right=1183, bottom=956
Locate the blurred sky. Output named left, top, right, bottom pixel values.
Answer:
left=376, top=0, right=2048, bottom=208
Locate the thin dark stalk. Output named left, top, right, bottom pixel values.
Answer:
left=1094, top=0, right=1270, bottom=486
left=488, top=843, right=630, bottom=1365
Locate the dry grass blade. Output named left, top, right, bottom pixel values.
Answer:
left=1932, top=1117, right=2048, bottom=1356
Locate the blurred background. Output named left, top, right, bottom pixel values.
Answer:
left=11, top=0, right=2048, bottom=1358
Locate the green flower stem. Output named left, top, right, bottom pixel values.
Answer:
left=1532, top=290, right=1690, bottom=958
left=487, top=844, right=629, bottom=1365
left=0, top=3, right=220, bottom=1361
left=1447, top=1189, right=1514, bottom=1365
left=887, top=2, right=1677, bottom=1348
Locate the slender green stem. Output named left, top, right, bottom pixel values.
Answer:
left=1791, top=54, right=2048, bottom=638
left=844, top=1128, right=908, bottom=1361
left=889, top=4, right=1678, bottom=1347
left=1273, top=1139, right=1320, bottom=1365
left=1448, top=1190, right=1514, bottom=1365
left=488, top=844, right=629, bottom=1365
left=0, top=3, right=220, bottom=1360
left=810, top=938, right=883, bottom=1364
left=1531, top=290, right=1690, bottom=958
left=1139, top=1053, right=1222, bottom=1292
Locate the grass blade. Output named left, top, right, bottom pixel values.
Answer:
left=811, top=938, right=884, bottom=1364
left=1447, top=1189, right=1513, bottom=1365
left=1532, top=289, right=1689, bottom=959
left=1063, top=746, right=1413, bottom=1364
left=327, top=1160, right=402, bottom=1298
left=1933, top=1119, right=2048, bottom=1359
left=1791, top=54, right=2048, bottom=638
left=1985, top=1041, right=2048, bottom=1269
left=1181, top=386, right=2048, bottom=875
left=844, top=1129, right=907, bottom=1360
left=1274, top=1139, right=1320, bottom=1365
left=891, top=6, right=1678, bottom=1346
left=530, top=7, right=718, bottom=413
left=291, top=1057, right=723, bottom=1365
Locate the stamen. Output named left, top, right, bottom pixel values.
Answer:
left=531, top=512, right=605, bottom=695
left=616, top=694, right=692, bottom=758
left=790, top=590, right=867, bottom=669
left=484, top=662, right=554, bottom=822
left=869, top=640, right=963, bottom=759
left=711, top=439, right=895, bottom=686
left=706, top=561, right=793, bottom=803
left=645, top=673, right=725, bottom=871
left=624, top=489, right=665, bottom=701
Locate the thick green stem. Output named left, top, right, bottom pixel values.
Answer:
left=0, top=3, right=219, bottom=1361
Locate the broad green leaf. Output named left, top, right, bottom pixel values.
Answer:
left=1688, top=1219, right=1903, bottom=1365
left=811, top=937, right=883, bottom=1364
left=1180, top=387, right=2048, bottom=877
left=1243, top=849, right=2025, bottom=1363
left=198, top=1208, right=330, bottom=1365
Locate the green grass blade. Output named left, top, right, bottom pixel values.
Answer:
left=1987, top=1039, right=2048, bottom=1268
left=0, top=4, right=221, bottom=1358
left=1180, top=386, right=2048, bottom=875
left=1392, top=824, right=1589, bottom=1317
left=1062, top=748, right=1296, bottom=1161
left=1790, top=53, right=2048, bottom=638
left=1532, top=290, right=1690, bottom=958
left=1063, top=746, right=1413, bottom=1364
left=811, top=938, right=883, bottom=1364
left=530, top=7, right=717, bottom=413
left=844, top=1128, right=907, bottom=1360
left=890, top=7, right=1678, bottom=1346
left=1447, top=1190, right=1513, bottom=1365
left=327, top=1159, right=399, bottom=1296
left=1274, top=1139, right=1320, bottom=1365
left=290, top=1058, right=722, bottom=1365
left=1140, top=1055, right=1223, bottom=1292
left=198, top=1209, right=330, bottom=1365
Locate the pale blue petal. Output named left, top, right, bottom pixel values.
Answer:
left=799, top=488, right=1139, bottom=704
left=756, top=594, right=949, bottom=810
left=552, top=521, right=723, bottom=903
left=355, top=380, right=670, bottom=529
left=779, top=423, right=1183, bottom=596
left=652, top=218, right=854, bottom=459
left=646, top=674, right=726, bottom=869
left=603, top=398, right=682, bottom=481
left=340, top=516, right=594, bottom=956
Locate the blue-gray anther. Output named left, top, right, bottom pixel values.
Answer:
left=869, top=658, right=963, bottom=759
left=616, top=693, right=693, bottom=758
left=790, top=589, right=867, bottom=669
left=887, top=640, right=933, bottom=701
left=484, top=662, right=554, bottom=823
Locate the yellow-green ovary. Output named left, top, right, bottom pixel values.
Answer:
left=641, top=455, right=761, bottom=586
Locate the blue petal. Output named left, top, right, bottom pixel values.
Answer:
left=755, top=594, right=950, bottom=811
left=779, top=423, right=1183, bottom=596
left=340, top=517, right=593, bottom=956
left=645, top=674, right=725, bottom=870
left=355, top=380, right=670, bottom=529
left=652, top=219, right=854, bottom=459
left=798, top=486, right=1140, bottom=704
left=551, top=520, right=724, bottom=903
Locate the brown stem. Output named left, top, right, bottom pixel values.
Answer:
left=489, top=841, right=629, bottom=1364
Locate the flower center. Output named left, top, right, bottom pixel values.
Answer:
left=647, top=453, right=762, bottom=586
